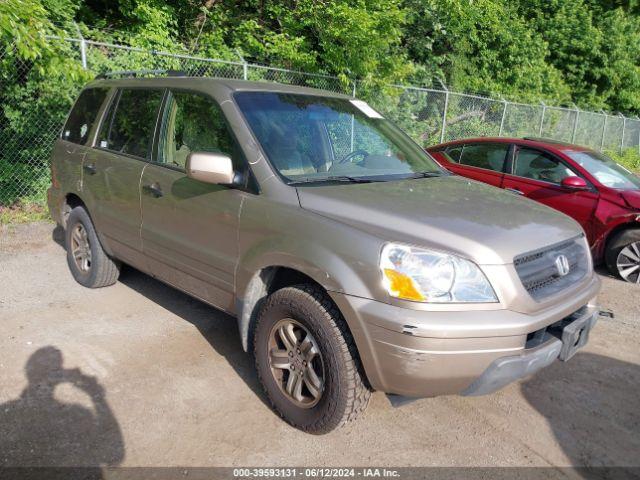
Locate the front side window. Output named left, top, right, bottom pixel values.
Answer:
left=62, top=88, right=109, bottom=144
left=515, top=147, right=576, bottom=184
left=565, top=150, right=640, bottom=190
left=234, top=92, right=443, bottom=183
left=158, top=91, right=237, bottom=169
left=443, top=145, right=463, bottom=163
left=97, top=88, right=163, bottom=159
left=458, top=144, right=508, bottom=172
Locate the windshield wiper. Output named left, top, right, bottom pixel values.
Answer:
left=290, top=175, right=377, bottom=185
left=408, top=171, right=446, bottom=179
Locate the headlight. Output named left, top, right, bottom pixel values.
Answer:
left=380, top=243, right=497, bottom=303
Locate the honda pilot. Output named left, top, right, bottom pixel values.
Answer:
left=48, top=75, right=601, bottom=433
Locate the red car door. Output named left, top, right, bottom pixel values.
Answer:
left=437, top=143, right=509, bottom=188
left=502, top=146, right=599, bottom=241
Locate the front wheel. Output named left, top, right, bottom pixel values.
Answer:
left=253, top=285, right=370, bottom=434
left=605, top=229, right=640, bottom=283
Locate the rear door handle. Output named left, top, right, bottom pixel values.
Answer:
left=143, top=182, right=163, bottom=198
left=83, top=163, right=97, bottom=175
left=506, top=187, right=524, bottom=195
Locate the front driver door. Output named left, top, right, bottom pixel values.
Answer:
left=502, top=146, right=599, bottom=241
left=140, top=90, right=248, bottom=312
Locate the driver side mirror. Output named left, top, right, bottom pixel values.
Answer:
left=561, top=176, right=588, bottom=190
left=186, top=152, right=234, bottom=185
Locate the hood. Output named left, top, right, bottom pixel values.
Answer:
left=297, top=176, right=583, bottom=265
left=621, top=190, right=640, bottom=210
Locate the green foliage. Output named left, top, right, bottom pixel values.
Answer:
left=3, top=0, right=640, bottom=209
left=605, top=148, right=640, bottom=172
left=404, top=0, right=571, bottom=102
left=0, top=201, right=51, bottom=224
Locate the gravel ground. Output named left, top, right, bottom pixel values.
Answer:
left=0, top=221, right=638, bottom=469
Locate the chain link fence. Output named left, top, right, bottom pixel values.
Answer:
left=2, top=34, right=640, bottom=206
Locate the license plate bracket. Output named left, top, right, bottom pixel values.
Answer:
left=557, top=312, right=597, bottom=361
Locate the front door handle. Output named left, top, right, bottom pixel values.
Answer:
left=506, top=187, right=524, bottom=195
left=143, top=182, right=163, bottom=198
left=83, top=163, right=97, bottom=175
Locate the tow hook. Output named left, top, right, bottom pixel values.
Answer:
left=599, top=309, right=615, bottom=319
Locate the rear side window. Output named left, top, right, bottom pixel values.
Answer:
left=61, top=88, right=109, bottom=144
left=97, top=88, right=164, bottom=159
left=459, top=143, right=509, bottom=172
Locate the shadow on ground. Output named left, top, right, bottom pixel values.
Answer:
left=521, top=352, right=640, bottom=471
left=117, top=266, right=271, bottom=408
left=52, top=225, right=269, bottom=409
left=0, top=346, right=124, bottom=473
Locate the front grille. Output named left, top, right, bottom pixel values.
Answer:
left=514, top=236, right=589, bottom=301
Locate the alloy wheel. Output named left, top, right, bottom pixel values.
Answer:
left=268, top=318, right=325, bottom=408
left=70, top=223, right=92, bottom=272
left=616, top=241, right=640, bottom=283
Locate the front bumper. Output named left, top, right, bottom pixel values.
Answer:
left=329, top=274, right=600, bottom=398
left=462, top=306, right=598, bottom=396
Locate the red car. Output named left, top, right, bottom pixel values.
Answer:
left=427, top=137, right=640, bottom=283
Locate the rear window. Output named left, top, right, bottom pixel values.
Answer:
left=97, top=88, right=164, bottom=159
left=61, top=88, right=109, bottom=144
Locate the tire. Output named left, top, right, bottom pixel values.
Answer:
left=65, top=206, right=120, bottom=288
left=605, top=228, right=640, bottom=283
left=253, top=284, right=370, bottom=434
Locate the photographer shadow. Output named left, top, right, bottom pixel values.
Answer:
left=0, top=346, right=124, bottom=472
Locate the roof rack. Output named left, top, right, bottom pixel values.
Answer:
left=95, top=69, right=187, bottom=79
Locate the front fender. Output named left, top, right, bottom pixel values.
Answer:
left=234, top=197, right=384, bottom=351
left=592, top=212, right=640, bottom=261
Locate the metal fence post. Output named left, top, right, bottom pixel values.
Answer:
left=571, top=104, right=580, bottom=144
left=74, top=22, right=87, bottom=69
left=538, top=101, right=546, bottom=136
left=350, top=81, right=356, bottom=150
left=234, top=49, right=248, bottom=80
left=439, top=79, right=449, bottom=144
left=600, top=111, right=607, bottom=152
left=620, top=114, right=626, bottom=153
left=499, top=98, right=507, bottom=136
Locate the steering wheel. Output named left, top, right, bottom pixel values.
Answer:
left=338, top=149, right=369, bottom=164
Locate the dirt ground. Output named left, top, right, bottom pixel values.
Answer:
left=0, top=221, right=638, bottom=469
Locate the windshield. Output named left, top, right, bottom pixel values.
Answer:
left=234, top=92, right=443, bottom=184
left=565, top=150, right=640, bottom=190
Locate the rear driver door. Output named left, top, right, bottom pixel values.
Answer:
left=83, top=88, right=164, bottom=266
left=445, top=143, right=509, bottom=188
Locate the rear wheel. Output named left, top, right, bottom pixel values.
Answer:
left=65, top=206, right=120, bottom=288
left=253, top=284, right=370, bottom=434
left=605, top=229, right=640, bottom=283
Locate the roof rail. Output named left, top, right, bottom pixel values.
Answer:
left=95, top=69, right=187, bottom=79
left=523, top=136, right=573, bottom=145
